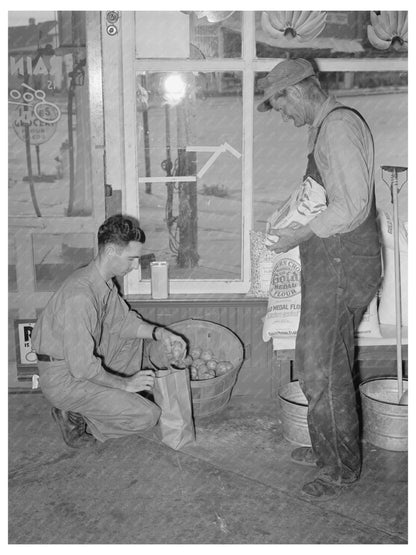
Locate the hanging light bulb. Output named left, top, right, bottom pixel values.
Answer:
left=163, top=74, right=187, bottom=106
left=195, top=11, right=235, bottom=23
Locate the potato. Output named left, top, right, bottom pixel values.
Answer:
left=190, top=366, right=198, bottom=380
left=198, top=367, right=216, bottom=380
left=216, top=361, right=229, bottom=376
left=171, top=341, right=185, bottom=360
left=183, top=355, right=193, bottom=367
left=206, top=359, right=217, bottom=371
left=224, top=361, right=234, bottom=371
left=193, top=358, right=205, bottom=369
left=200, top=350, right=214, bottom=362
left=197, top=363, right=208, bottom=374
left=172, top=340, right=183, bottom=350
left=171, top=350, right=182, bottom=362
left=190, top=347, right=202, bottom=359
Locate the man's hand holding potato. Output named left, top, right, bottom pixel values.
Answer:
left=154, top=327, right=187, bottom=364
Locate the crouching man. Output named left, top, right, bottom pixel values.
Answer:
left=32, top=214, right=185, bottom=448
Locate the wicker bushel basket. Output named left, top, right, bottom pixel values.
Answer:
left=148, top=319, right=244, bottom=419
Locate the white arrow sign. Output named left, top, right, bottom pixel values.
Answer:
left=137, top=142, right=241, bottom=184
left=186, top=142, right=242, bottom=178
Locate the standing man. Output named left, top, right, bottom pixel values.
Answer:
left=32, top=214, right=186, bottom=448
left=258, top=59, right=381, bottom=498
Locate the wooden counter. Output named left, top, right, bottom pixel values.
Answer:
left=272, top=325, right=408, bottom=391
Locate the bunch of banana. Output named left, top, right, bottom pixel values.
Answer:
left=261, top=11, right=327, bottom=42
left=367, top=11, right=408, bottom=51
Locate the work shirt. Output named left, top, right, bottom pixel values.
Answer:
left=32, top=260, right=145, bottom=381
left=307, top=96, right=375, bottom=238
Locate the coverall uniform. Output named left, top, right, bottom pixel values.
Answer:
left=32, top=260, right=161, bottom=442
left=296, top=97, right=382, bottom=484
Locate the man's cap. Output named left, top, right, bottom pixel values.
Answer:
left=257, top=58, right=316, bottom=112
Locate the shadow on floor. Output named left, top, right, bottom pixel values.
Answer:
left=8, top=392, right=408, bottom=544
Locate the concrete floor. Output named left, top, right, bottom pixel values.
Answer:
left=9, top=391, right=408, bottom=544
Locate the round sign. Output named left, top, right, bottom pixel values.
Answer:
left=12, top=104, right=57, bottom=145
left=34, top=101, right=61, bottom=124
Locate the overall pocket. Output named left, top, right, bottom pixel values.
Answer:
left=340, top=239, right=382, bottom=308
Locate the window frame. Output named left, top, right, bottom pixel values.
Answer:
left=120, top=11, right=408, bottom=297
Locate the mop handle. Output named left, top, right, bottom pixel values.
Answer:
left=391, top=171, right=403, bottom=402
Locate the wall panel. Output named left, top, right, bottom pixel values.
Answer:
left=130, top=296, right=274, bottom=398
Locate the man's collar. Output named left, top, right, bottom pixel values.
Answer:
left=311, top=96, right=339, bottom=129
left=89, top=260, right=115, bottom=296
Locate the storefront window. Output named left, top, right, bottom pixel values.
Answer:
left=127, top=10, right=408, bottom=294
left=8, top=11, right=93, bottom=218
left=8, top=12, right=104, bottom=387
left=32, top=233, right=94, bottom=292
left=255, top=11, right=408, bottom=59
left=136, top=71, right=243, bottom=280
left=135, top=11, right=242, bottom=59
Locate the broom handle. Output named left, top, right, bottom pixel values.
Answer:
left=391, top=172, right=403, bottom=402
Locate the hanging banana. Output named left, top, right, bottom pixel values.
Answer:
left=367, top=11, right=408, bottom=51
left=261, top=12, right=285, bottom=39
left=370, top=11, right=391, bottom=41
left=261, top=11, right=327, bottom=42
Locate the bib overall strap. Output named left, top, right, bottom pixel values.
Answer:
left=312, top=106, right=375, bottom=151
left=305, top=106, right=375, bottom=186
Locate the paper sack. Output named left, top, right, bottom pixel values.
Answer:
left=153, top=368, right=195, bottom=450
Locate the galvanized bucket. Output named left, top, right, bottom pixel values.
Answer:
left=359, top=377, right=408, bottom=452
left=278, top=381, right=311, bottom=446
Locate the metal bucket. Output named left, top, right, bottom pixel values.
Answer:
left=359, top=377, right=408, bottom=452
left=278, top=381, right=311, bottom=446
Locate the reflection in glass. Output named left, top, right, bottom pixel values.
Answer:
left=8, top=12, right=92, bottom=217
left=33, top=233, right=94, bottom=291
left=136, top=71, right=243, bottom=280
left=255, top=11, right=408, bottom=59
left=135, top=11, right=242, bottom=59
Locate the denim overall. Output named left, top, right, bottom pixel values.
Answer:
left=296, top=107, right=382, bottom=483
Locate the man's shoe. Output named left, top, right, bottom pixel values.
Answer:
left=67, top=411, right=95, bottom=438
left=291, top=447, right=317, bottom=467
left=301, top=477, right=346, bottom=499
left=51, top=407, right=95, bottom=448
left=67, top=411, right=87, bottom=433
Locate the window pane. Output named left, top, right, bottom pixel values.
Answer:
left=8, top=11, right=93, bottom=217
left=256, top=11, right=408, bottom=59
left=136, top=71, right=243, bottom=280
left=33, top=233, right=94, bottom=291
left=253, top=71, right=408, bottom=232
left=135, top=11, right=241, bottom=59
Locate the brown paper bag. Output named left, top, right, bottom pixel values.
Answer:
left=153, top=368, right=195, bottom=450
